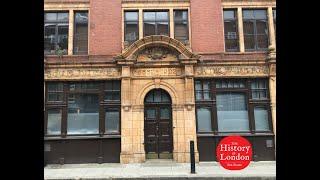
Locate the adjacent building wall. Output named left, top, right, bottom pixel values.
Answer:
left=190, top=0, right=224, bottom=53
left=89, top=0, right=122, bottom=55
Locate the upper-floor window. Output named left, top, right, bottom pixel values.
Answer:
left=124, top=11, right=139, bottom=45
left=223, top=9, right=239, bottom=52
left=73, top=11, right=88, bottom=55
left=44, top=12, right=69, bottom=55
left=174, top=10, right=189, bottom=43
left=243, top=9, right=269, bottom=51
left=143, top=11, right=169, bottom=37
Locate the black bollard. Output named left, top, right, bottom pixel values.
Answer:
left=190, top=140, right=196, bottom=174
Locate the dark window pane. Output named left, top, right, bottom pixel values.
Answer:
left=257, top=34, right=268, bottom=49
left=105, top=81, right=112, bottom=90
left=251, top=79, right=268, bottom=99
left=203, top=91, right=211, bottom=100
left=74, top=12, right=88, bottom=55
left=161, top=92, right=170, bottom=102
left=196, top=108, right=212, bottom=132
left=256, top=20, right=268, bottom=34
left=113, top=92, right=120, bottom=101
left=195, top=81, right=202, bottom=90
left=144, top=22, right=156, bottom=36
left=154, top=90, right=161, bottom=102
left=174, top=10, right=188, bottom=42
left=254, top=107, right=270, bottom=131
left=57, top=25, right=68, bottom=52
left=45, top=13, right=57, bottom=21
left=216, top=81, right=221, bottom=88
left=48, top=93, right=58, bottom=101
left=113, top=81, right=120, bottom=90
left=203, top=82, right=209, bottom=90
left=243, top=10, right=253, bottom=19
left=145, top=91, right=154, bottom=102
left=147, top=109, right=156, bottom=119
left=174, top=11, right=187, bottom=21
left=224, top=10, right=235, bottom=19
left=47, top=109, right=62, bottom=135
left=221, top=80, right=227, bottom=88
left=67, top=93, right=99, bottom=134
left=252, top=91, right=259, bottom=99
left=69, top=82, right=99, bottom=91
left=125, top=22, right=139, bottom=42
left=125, top=11, right=138, bottom=21
left=144, top=12, right=156, bottom=21
left=196, top=91, right=202, bottom=100
left=105, top=109, right=120, bottom=133
left=244, top=35, right=255, bottom=50
left=75, top=12, right=88, bottom=22
left=253, top=10, right=267, bottom=19
left=160, top=107, right=170, bottom=119
left=224, top=19, right=239, bottom=51
left=175, top=22, right=188, bottom=41
left=44, top=25, right=56, bottom=53
left=105, top=92, right=112, bottom=101
left=156, top=12, right=168, bottom=21
left=48, top=83, right=63, bottom=91
left=157, top=22, right=169, bottom=36
left=48, top=93, right=63, bottom=102
left=243, top=21, right=254, bottom=34
left=216, top=92, right=249, bottom=132
left=57, top=13, right=69, bottom=21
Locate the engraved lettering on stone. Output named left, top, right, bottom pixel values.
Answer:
left=45, top=68, right=120, bottom=79
left=195, top=66, right=268, bottom=76
left=133, top=68, right=181, bottom=77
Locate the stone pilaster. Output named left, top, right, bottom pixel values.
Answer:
left=267, top=47, right=276, bottom=135
left=268, top=7, right=276, bottom=49
left=139, top=9, right=143, bottom=39
left=237, top=7, right=245, bottom=52
left=267, top=46, right=276, bottom=158
left=169, top=8, right=174, bottom=38
left=183, top=65, right=199, bottom=163
left=120, top=66, right=133, bottom=163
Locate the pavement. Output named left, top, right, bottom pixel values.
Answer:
left=44, top=160, right=276, bottom=180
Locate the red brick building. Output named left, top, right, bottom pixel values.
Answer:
left=44, top=0, right=276, bottom=164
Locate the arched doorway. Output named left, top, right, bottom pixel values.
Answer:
left=144, top=89, right=173, bottom=159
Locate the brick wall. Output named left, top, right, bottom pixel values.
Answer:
left=190, top=0, right=224, bottom=53
left=89, top=0, right=122, bottom=56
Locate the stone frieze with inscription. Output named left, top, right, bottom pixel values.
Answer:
left=195, top=66, right=269, bottom=77
left=45, top=68, right=120, bottom=80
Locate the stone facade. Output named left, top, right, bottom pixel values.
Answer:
left=44, top=0, right=276, bottom=164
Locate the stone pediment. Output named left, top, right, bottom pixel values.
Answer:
left=114, top=35, right=200, bottom=65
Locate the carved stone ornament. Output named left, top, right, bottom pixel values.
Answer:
left=147, top=47, right=169, bottom=60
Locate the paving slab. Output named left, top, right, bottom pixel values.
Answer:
left=44, top=160, right=276, bottom=180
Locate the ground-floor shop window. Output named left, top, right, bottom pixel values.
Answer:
left=195, top=78, right=272, bottom=134
left=44, top=81, right=121, bottom=137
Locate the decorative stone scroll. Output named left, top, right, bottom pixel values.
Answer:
left=133, top=68, right=182, bottom=77
left=195, top=66, right=269, bottom=77
left=45, top=68, right=120, bottom=80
